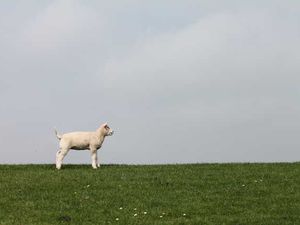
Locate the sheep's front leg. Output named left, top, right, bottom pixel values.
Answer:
left=91, top=150, right=98, bottom=169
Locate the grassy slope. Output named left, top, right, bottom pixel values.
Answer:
left=0, top=163, right=299, bottom=225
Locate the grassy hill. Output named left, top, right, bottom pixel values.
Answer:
left=0, top=163, right=299, bottom=225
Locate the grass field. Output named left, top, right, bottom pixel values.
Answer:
left=0, top=163, right=299, bottom=225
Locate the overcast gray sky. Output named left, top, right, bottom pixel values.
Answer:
left=0, top=0, right=300, bottom=164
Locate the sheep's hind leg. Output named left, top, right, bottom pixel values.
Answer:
left=56, top=148, right=69, bottom=170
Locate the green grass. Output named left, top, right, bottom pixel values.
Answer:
left=0, top=163, right=299, bottom=225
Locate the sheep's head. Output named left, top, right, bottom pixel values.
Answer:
left=100, top=123, right=114, bottom=136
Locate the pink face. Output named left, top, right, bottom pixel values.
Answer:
left=103, top=123, right=114, bottom=136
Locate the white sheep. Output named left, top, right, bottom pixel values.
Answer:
left=55, top=123, right=114, bottom=169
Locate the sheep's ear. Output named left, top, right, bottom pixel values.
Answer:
left=103, top=122, right=108, bottom=128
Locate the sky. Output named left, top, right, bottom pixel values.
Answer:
left=0, top=0, right=300, bottom=164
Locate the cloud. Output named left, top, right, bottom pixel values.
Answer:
left=21, top=1, right=104, bottom=51
left=0, top=2, right=299, bottom=163
left=103, top=9, right=300, bottom=110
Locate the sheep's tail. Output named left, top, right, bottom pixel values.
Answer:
left=54, top=128, right=62, bottom=140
